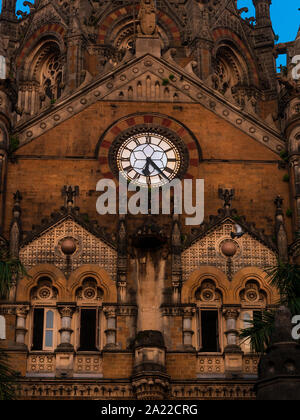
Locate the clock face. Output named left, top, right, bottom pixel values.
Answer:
left=117, top=133, right=182, bottom=187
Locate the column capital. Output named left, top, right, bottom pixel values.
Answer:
left=103, top=305, right=117, bottom=318
left=223, top=308, right=240, bottom=320
left=57, top=304, right=76, bottom=318
left=16, top=305, right=29, bottom=318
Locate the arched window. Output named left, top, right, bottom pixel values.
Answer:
left=195, top=280, right=222, bottom=353
left=41, top=53, right=63, bottom=102
left=239, top=280, right=267, bottom=353
left=75, top=277, right=104, bottom=351
left=0, top=315, right=6, bottom=340
left=31, top=276, right=57, bottom=351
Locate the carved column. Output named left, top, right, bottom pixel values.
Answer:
left=182, top=307, right=196, bottom=349
left=0, top=116, right=9, bottom=229
left=103, top=306, right=117, bottom=349
left=223, top=308, right=243, bottom=378
left=66, top=5, right=85, bottom=91
left=131, top=331, right=170, bottom=400
left=56, top=305, right=76, bottom=351
left=224, top=308, right=240, bottom=350
left=15, top=306, right=29, bottom=347
left=117, top=215, right=127, bottom=303
left=184, top=0, right=213, bottom=79
left=171, top=215, right=182, bottom=304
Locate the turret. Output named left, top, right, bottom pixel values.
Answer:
left=253, top=0, right=272, bottom=27
left=0, top=0, right=17, bottom=20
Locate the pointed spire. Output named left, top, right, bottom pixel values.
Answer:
left=9, top=190, right=22, bottom=258
left=274, top=196, right=288, bottom=262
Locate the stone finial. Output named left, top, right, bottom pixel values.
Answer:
left=218, top=188, right=235, bottom=216
left=10, top=190, right=22, bottom=258
left=138, top=0, right=157, bottom=37
left=62, top=185, right=79, bottom=211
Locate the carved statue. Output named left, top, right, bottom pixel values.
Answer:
left=138, top=0, right=157, bottom=36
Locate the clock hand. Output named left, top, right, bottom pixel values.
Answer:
left=147, top=158, right=169, bottom=180
left=143, top=158, right=151, bottom=177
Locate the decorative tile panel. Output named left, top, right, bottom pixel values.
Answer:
left=20, top=218, right=117, bottom=280
left=182, top=221, right=277, bottom=281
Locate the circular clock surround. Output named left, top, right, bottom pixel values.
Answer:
left=109, top=125, right=189, bottom=187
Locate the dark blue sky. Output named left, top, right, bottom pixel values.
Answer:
left=1, top=0, right=299, bottom=67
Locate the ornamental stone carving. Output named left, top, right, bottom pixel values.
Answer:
left=138, top=0, right=157, bottom=36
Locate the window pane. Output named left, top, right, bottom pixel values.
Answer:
left=79, top=309, right=97, bottom=351
left=46, top=310, right=54, bottom=329
left=45, top=330, right=53, bottom=348
left=200, top=311, right=219, bottom=352
left=32, top=309, right=44, bottom=351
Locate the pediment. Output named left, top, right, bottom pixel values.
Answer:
left=102, top=69, right=194, bottom=103
left=19, top=216, right=117, bottom=281
left=16, top=53, right=285, bottom=155
left=182, top=218, right=277, bottom=282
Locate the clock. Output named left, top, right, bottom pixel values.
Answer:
left=116, top=132, right=182, bottom=187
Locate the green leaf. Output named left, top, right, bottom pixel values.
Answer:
left=240, top=311, right=276, bottom=354
left=0, top=348, right=18, bottom=400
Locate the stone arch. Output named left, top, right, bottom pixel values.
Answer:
left=17, top=24, right=66, bottom=69
left=182, top=267, right=229, bottom=304
left=287, top=123, right=300, bottom=154
left=232, top=267, right=279, bottom=306
left=68, top=265, right=117, bottom=303
left=17, top=30, right=66, bottom=116
left=212, top=29, right=259, bottom=88
left=16, top=264, right=67, bottom=302
left=97, top=6, right=181, bottom=48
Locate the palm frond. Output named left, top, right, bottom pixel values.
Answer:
left=0, top=348, right=17, bottom=400
left=240, top=310, right=276, bottom=354
left=0, top=250, right=28, bottom=299
left=266, top=262, right=300, bottom=313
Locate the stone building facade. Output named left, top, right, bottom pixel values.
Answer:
left=0, top=0, right=299, bottom=400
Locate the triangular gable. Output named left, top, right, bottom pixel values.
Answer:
left=17, top=2, right=68, bottom=53
left=19, top=217, right=118, bottom=281
left=182, top=218, right=277, bottom=282
left=16, top=53, right=285, bottom=155
left=102, top=69, right=194, bottom=102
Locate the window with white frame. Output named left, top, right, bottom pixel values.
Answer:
left=32, top=308, right=56, bottom=351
